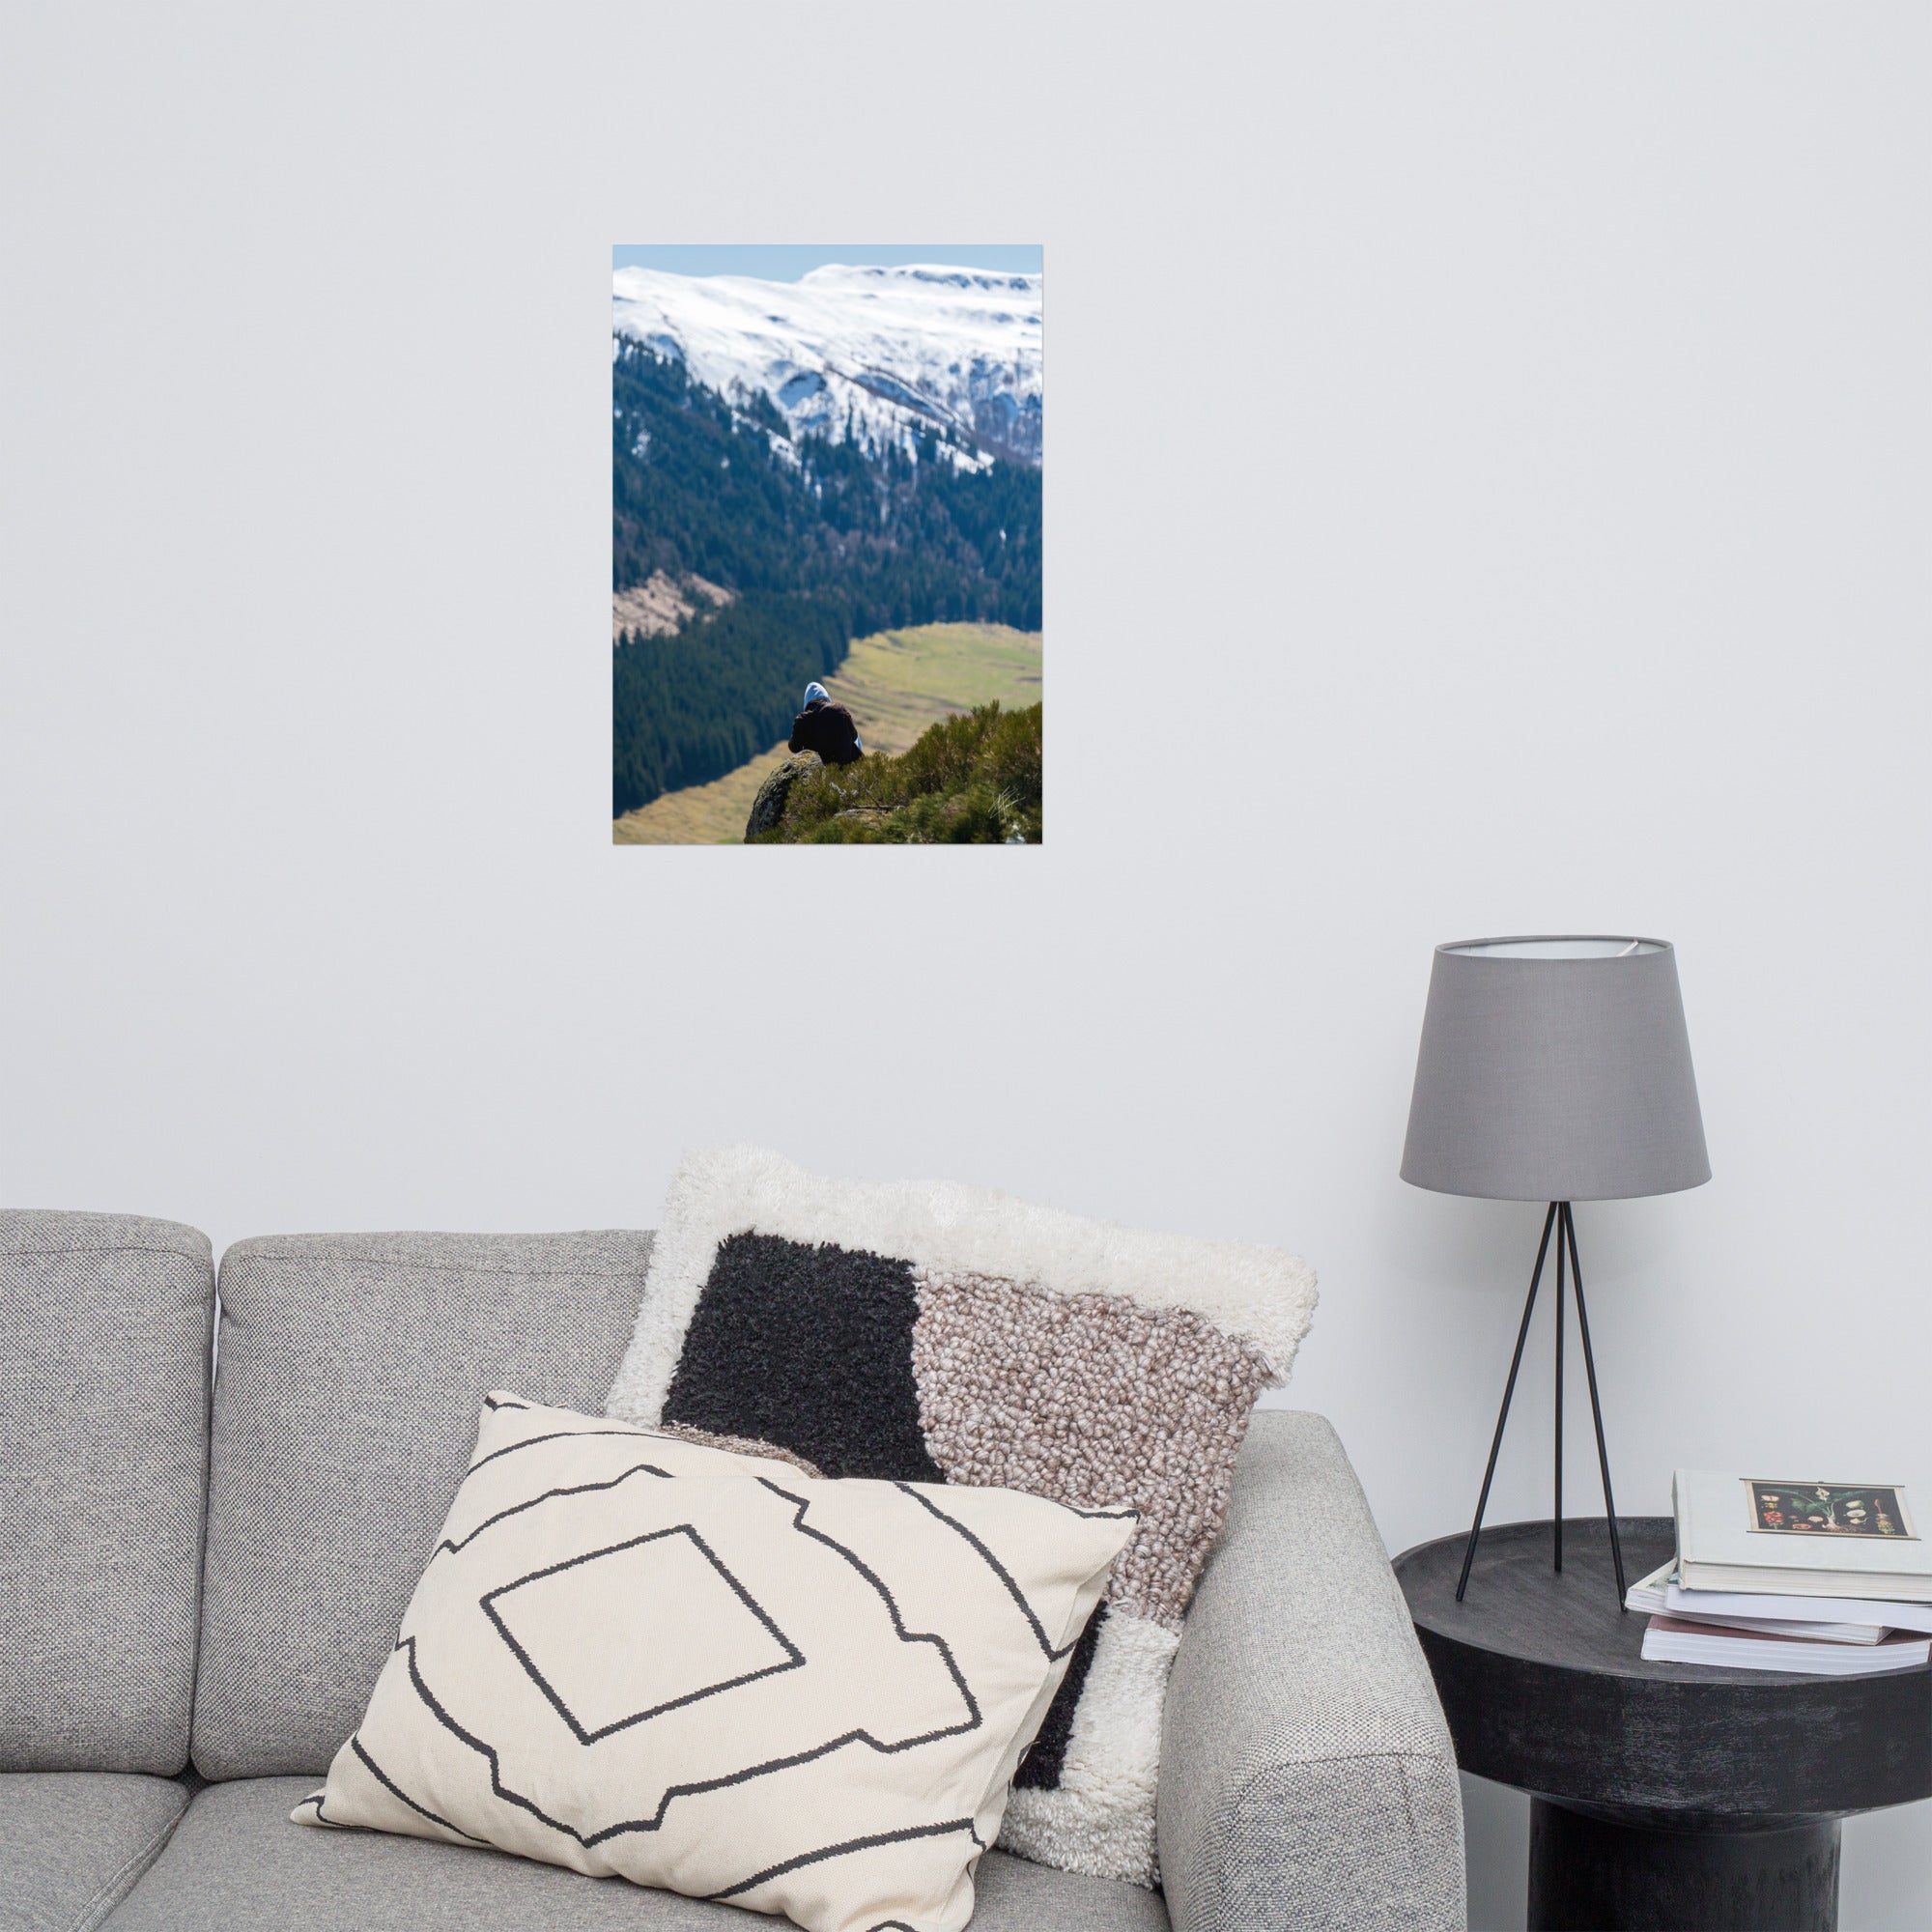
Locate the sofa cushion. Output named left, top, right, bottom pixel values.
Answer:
left=192, top=1232, right=656, bottom=1778
left=0, top=1212, right=214, bottom=1773
left=100, top=1778, right=1169, bottom=1931
left=293, top=1396, right=1133, bottom=1932
left=0, top=1771, right=188, bottom=1932
left=606, top=1147, right=1319, bottom=1887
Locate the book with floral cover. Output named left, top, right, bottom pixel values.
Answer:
left=1674, top=1470, right=1932, bottom=1599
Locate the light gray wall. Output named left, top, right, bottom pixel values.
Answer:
left=2, top=7, right=1926, bottom=1925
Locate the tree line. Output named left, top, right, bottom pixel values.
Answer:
left=613, top=593, right=846, bottom=816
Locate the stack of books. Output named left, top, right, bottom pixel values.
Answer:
left=1633, top=1471, right=1932, bottom=1675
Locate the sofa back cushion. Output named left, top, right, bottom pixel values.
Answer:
left=0, top=1211, right=215, bottom=1774
left=191, top=1231, right=654, bottom=1778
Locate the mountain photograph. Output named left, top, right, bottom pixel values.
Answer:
left=611, top=246, right=1043, bottom=845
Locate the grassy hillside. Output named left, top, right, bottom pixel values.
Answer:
left=610, top=741, right=790, bottom=845
left=613, top=622, right=1040, bottom=844
left=823, top=622, right=1041, bottom=753
left=753, top=702, right=1041, bottom=845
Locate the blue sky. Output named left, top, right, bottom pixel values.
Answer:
left=611, top=244, right=1041, bottom=282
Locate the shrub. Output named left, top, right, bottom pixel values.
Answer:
left=751, top=702, right=1041, bottom=844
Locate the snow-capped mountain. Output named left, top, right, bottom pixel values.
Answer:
left=611, top=263, right=1041, bottom=468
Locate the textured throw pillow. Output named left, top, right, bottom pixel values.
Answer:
left=605, top=1146, right=1318, bottom=1887
left=295, top=1395, right=1133, bottom=1932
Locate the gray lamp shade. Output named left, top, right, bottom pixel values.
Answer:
left=1401, top=936, right=1710, bottom=1203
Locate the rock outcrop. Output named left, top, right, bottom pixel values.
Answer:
left=744, top=753, right=821, bottom=841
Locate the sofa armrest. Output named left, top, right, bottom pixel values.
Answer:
left=1157, top=1410, right=1465, bottom=1932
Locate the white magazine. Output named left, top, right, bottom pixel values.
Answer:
left=1641, top=1614, right=1931, bottom=1676
left=1623, top=1559, right=1906, bottom=1643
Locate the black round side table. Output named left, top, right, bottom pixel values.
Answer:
left=1395, top=1518, right=1932, bottom=1932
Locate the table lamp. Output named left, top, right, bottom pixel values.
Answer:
left=1401, top=936, right=1709, bottom=1607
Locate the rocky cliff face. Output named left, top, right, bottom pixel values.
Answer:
left=744, top=753, right=821, bottom=841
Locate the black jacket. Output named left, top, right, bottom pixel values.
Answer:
left=789, top=697, right=863, bottom=765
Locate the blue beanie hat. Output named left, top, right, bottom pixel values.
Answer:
left=803, top=681, right=830, bottom=707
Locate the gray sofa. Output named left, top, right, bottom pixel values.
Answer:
left=0, top=1210, right=1465, bottom=1932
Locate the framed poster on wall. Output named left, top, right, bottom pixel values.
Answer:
left=611, top=245, right=1042, bottom=846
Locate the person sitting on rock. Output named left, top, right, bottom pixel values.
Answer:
left=788, top=681, right=864, bottom=765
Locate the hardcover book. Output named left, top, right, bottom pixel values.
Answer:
left=1674, top=1470, right=1932, bottom=1600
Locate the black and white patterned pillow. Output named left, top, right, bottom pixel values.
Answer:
left=297, top=1395, right=1133, bottom=1932
left=606, top=1147, right=1318, bottom=1887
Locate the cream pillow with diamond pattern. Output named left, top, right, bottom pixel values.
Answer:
left=295, top=1395, right=1134, bottom=1932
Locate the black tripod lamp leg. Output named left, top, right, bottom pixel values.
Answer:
left=1553, top=1206, right=1566, bottom=1573
left=1455, top=1202, right=1559, bottom=1603
left=1564, top=1203, right=1628, bottom=1608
